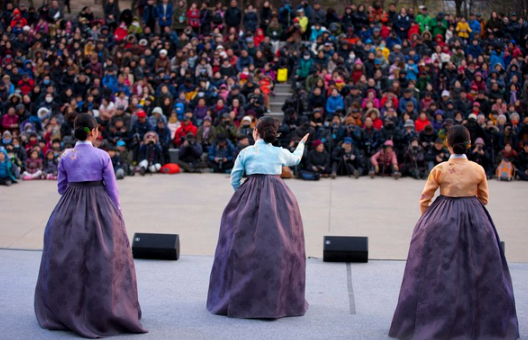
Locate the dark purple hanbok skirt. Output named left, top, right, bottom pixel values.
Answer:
left=389, top=195, right=519, bottom=340
left=207, top=175, right=308, bottom=319
left=35, top=181, right=147, bottom=338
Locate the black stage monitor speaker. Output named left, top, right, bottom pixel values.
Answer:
left=323, top=236, right=368, bottom=263
left=132, top=233, right=180, bottom=260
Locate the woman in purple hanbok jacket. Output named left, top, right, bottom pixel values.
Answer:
left=207, top=117, right=310, bottom=319
left=34, top=113, right=147, bottom=338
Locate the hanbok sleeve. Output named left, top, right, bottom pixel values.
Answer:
left=57, top=156, right=68, bottom=195
left=102, top=153, right=121, bottom=208
left=230, top=149, right=246, bottom=191
left=477, top=165, right=489, bottom=205
left=280, top=141, right=305, bottom=167
left=420, top=166, right=440, bottom=215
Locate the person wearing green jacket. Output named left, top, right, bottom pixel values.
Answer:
left=172, top=0, right=187, bottom=33
left=430, top=12, right=448, bottom=37
left=296, top=51, right=314, bottom=82
left=415, top=6, right=432, bottom=33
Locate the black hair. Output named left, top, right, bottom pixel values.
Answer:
left=74, top=113, right=97, bottom=141
left=256, top=116, right=279, bottom=144
left=447, top=125, right=470, bottom=154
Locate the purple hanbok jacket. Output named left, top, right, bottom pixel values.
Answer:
left=57, top=141, right=120, bottom=208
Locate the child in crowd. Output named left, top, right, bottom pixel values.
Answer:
left=22, top=147, right=43, bottom=180
left=0, top=147, right=17, bottom=186
left=42, top=150, right=58, bottom=180
left=108, top=147, right=126, bottom=179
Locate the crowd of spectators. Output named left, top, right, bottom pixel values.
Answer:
left=1, top=0, right=528, bottom=186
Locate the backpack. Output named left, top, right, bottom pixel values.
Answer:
left=298, top=170, right=321, bottom=181
left=496, top=159, right=515, bottom=181
left=212, top=13, right=223, bottom=25
left=281, top=166, right=292, bottom=179
left=161, top=163, right=181, bottom=174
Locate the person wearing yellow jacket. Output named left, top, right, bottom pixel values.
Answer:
left=456, top=17, right=472, bottom=39
left=297, top=8, right=309, bottom=34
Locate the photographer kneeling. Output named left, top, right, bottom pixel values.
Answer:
left=138, top=131, right=163, bottom=176
left=178, top=133, right=207, bottom=173
left=208, top=134, right=235, bottom=173
left=331, top=137, right=364, bottom=179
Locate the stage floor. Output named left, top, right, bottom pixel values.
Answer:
left=1, top=249, right=527, bottom=340
left=1, top=174, right=528, bottom=262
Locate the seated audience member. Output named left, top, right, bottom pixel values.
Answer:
left=331, top=137, right=364, bottom=178
left=178, top=133, right=207, bottom=173
left=306, top=140, right=331, bottom=176
left=369, top=140, right=401, bottom=179
left=208, top=134, right=235, bottom=173
left=138, top=131, right=163, bottom=175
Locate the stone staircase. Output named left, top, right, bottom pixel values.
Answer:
left=266, top=82, right=292, bottom=123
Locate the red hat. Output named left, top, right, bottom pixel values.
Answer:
left=473, top=101, right=481, bottom=107
left=313, top=139, right=323, bottom=148
left=137, top=110, right=147, bottom=118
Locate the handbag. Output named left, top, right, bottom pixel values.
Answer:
left=277, top=68, right=288, bottom=82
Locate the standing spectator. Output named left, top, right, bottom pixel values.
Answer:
left=157, top=0, right=174, bottom=29
left=173, top=0, right=187, bottom=33
left=415, top=6, right=431, bottom=33
left=243, top=4, right=259, bottom=33
left=187, top=3, right=200, bottom=33
left=104, top=0, right=120, bottom=30
left=142, top=0, right=157, bottom=32
left=224, top=0, right=242, bottom=32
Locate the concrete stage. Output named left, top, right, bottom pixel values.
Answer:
left=1, top=249, right=527, bottom=340
left=1, top=174, right=528, bottom=262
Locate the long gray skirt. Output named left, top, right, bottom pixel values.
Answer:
left=34, top=181, right=147, bottom=338
left=389, top=196, right=519, bottom=340
left=207, top=175, right=308, bottom=318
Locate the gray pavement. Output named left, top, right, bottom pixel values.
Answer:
left=0, top=249, right=527, bottom=340
left=1, top=174, right=527, bottom=261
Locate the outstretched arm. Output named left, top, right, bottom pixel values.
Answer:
left=281, top=133, right=309, bottom=167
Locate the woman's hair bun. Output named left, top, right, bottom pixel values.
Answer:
left=74, top=126, right=88, bottom=141
left=256, top=116, right=279, bottom=144
left=73, top=113, right=97, bottom=141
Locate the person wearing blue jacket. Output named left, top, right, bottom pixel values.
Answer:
left=490, top=48, right=505, bottom=70
left=468, top=14, right=481, bottom=40
left=157, top=0, right=173, bottom=29
left=398, top=89, right=419, bottom=113
left=467, top=38, right=482, bottom=59
left=208, top=134, right=235, bottom=173
left=326, top=89, right=344, bottom=116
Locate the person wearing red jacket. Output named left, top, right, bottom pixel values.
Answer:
left=113, top=22, right=128, bottom=42
left=187, top=3, right=200, bottom=32
left=10, top=8, right=27, bottom=28
left=415, top=112, right=431, bottom=133
left=1, top=107, right=19, bottom=133
left=174, top=115, right=197, bottom=147
left=18, top=74, right=35, bottom=95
